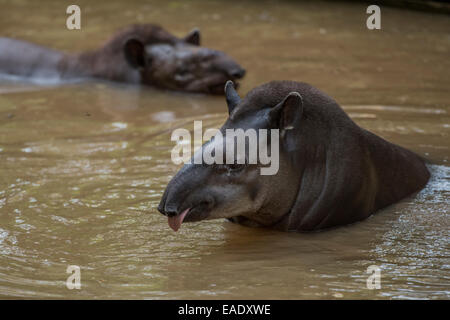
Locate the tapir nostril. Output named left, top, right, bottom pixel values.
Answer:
left=157, top=201, right=178, bottom=217
left=164, top=205, right=179, bottom=217
left=230, top=68, right=246, bottom=79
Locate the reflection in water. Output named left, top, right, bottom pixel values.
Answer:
left=0, top=0, right=449, bottom=299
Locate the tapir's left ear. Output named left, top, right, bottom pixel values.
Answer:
left=184, top=28, right=201, bottom=46
left=124, top=38, right=146, bottom=69
left=269, top=92, right=303, bottom=131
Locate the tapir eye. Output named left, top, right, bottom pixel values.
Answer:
left=213, top=163, right=245, bottom=174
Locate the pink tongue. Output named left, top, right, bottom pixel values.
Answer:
left=168, top=208, right=190, bottom=232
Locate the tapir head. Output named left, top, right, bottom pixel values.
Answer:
left=158, top=81, right=305, bottom=231
left=123, top=29, right=245, bottom=94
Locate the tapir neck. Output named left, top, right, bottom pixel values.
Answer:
left=273, top=122, right=430, bottom=232
left=59, top=48, right=142, bottom=83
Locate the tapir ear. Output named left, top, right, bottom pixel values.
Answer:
left=269, top=92, right=303, bottom=131
left=124, top=38, right=146, bottom=68
left=184, top=28, right=200, bottom=46
left=225, top=81, right=241, bottom=115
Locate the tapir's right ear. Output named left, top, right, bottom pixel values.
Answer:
left=124, top=38, right=146, bottom=69
left=269, top=92, right=303, bottom=131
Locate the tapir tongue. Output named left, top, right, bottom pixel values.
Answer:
left=168, top=208, right=190, bottom=232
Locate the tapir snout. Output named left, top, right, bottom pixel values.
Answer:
left=158, top=163, right=217, bottom=231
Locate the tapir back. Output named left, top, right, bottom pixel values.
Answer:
left=0, top=38, right=63, bottom=80
left=362, top=128, right=430, bottom=211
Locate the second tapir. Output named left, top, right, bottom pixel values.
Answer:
left=158, top=81, right=430, bottom=232
left=0, top=24, right=245, bottom=94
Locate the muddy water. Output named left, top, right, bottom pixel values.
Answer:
left=0, top=0, right=449, bottom=299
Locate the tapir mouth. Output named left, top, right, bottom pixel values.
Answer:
left=167, top=208, right=190, bottom=232
left=165, top=202, right=213, bottom=232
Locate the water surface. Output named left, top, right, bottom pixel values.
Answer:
left=0, top=0, right=449, bottom=299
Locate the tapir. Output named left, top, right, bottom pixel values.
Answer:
left=158, top=80, right=430, bottom=232
left=0, top=24, right=245, bottom=94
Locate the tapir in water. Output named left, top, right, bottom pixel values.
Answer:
left=158, top=81, right=430, bottom=232
left=0, top=24, right=245, bottom=94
